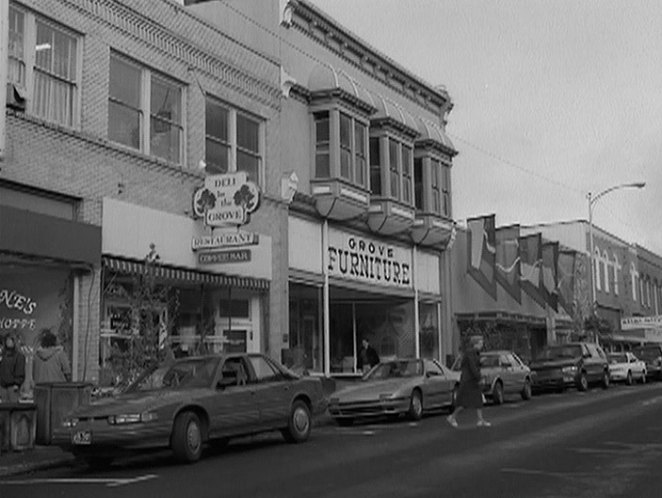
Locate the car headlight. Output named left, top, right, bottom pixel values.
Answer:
left=107, top=411, right=158, bottom=425
left=379, top=393, right=394, bottom=401
left=562, top=366, right=578, bottom=374
left=62, top=418, right=79, bottom=428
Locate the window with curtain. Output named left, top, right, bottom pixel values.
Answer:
left=8, top=5, right=80, bottom=128
left=431, top=158, right=441, bottom=214
left=205, top=98, right=263, bottom=185
left=108, top=52, right=184, bottom=164
left=314, top=112, right=330, bottom=178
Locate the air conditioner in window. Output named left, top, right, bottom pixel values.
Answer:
left=6, top=82, right=27, bottom=111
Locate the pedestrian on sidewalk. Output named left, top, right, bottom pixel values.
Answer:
left=33, top=329, right=71, bottom=384
left=447, top=334, right=491, bottom=428
left=0, top=334, right=26, bottom=403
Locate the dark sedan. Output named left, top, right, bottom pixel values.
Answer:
left=53, top=354, right=326, bottom=466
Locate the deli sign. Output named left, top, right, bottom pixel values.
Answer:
left=193, top=172, right=260, bottom=227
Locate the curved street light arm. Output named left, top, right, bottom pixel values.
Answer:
left=589, top=182, right=646, bottom=207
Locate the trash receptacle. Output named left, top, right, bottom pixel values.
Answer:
left=34, top=383, right=92, bottom=445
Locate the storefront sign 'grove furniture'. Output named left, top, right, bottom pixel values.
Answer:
left=192, top=172, right=260, bottom=228
left=327, top=228, right=412, bottom=288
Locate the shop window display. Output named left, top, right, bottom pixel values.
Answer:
left=287, top=283, right=324, bottom=374
left=0, top=258, right=74, bottom=396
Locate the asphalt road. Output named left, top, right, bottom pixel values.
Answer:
left=3, top=381, right=662, bottom=498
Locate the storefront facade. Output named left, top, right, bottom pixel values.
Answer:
left=0, top=187, right=101, bottom=387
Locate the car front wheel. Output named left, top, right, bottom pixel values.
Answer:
left=521, top=379, right=532, bottom=400
left=172, top=411, right=203, bottom=463
left=492, top=381, right=504, bottom=405
left=282, top=400, right=311, bottom=443
left=408, top=390, right=423, bottom=420
left=602, top=370, right=610, bottom=389
left=577, top=372, right=588, bottom=391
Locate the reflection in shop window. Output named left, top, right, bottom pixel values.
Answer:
left=419, top=302, right=439, bottom=360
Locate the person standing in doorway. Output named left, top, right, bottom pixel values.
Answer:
left=0, top=334, right=26, bottom=403
left=33, top=329, right=71, bottom=384
left=446, top=334, right=491, bottom=428
left=357, top=338, right=380, bottom=374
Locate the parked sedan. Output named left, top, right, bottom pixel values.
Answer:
left=608, top=352, right=647, bottom=385
left=53, top=354, right=326, bottom=467
left=633, top=344, right=662, bottom=381
left=328, top=358, right=459, bottom=426
left=451, top=350, right=533, bottom=404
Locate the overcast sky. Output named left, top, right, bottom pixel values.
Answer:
left=309, top=0, right=662, bottom=255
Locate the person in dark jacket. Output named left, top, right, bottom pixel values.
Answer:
left=357, top=338, right=380, bottom=373
left=33, top=329, right=71, bottom=384
left=0, top=334, right=26, bottom=403
left=446, top=335, right=491, bottom=428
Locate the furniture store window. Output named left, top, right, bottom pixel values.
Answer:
left=8, top=3, right=81, bottom=127
left=108, top=52, right=184, bottom=164
left=313, top=109, right=368, bottom=188
left=205, top=97, right=263, bottom=185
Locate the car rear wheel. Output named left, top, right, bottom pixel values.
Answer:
left=521, top=379, right=532, bottom=400
left=492, top=381, right=504, bottom=405
left=172, top=411, right=203, bottom=463
left=626, top=371, right=633, bottom=385
left=641, top=372, right=647, bottom=384
left=282, top=399, right=311, bottom=443
left=408, top=390, right=423, bottom=420
left=577, top=372, right=588, bottom=391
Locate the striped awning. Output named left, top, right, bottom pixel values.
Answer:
left=102, top=256, right=269, bottom=291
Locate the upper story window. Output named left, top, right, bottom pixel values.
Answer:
left=413, top=152, right=452, bottom=217
left=313, top=109, right=368, bottom=189
left=205, top=98, right=263, bottom=185
left=108, top=53, right=184, bottom=164
left=8, top=4, right=80, bottom=127
left=369, top=133, right=414, bottom=205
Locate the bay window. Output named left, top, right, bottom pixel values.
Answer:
left=312, top=109, right=368, bottom=188
left=370, top=134, right=415, bottom=206
left=108, top=53, right=184, bottom=164
left=206, top=98, right=264, bottom=185
left=8, top=3, right=80, bottom=127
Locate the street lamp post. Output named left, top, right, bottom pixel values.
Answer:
left=587, top=182, right=646, bottom=332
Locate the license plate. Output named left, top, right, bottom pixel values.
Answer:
left=72, top=430, right=92, bottom=445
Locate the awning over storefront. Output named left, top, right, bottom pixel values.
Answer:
left=0, top=205, right=101, bottom=267
left=103, top=255, right=270, bottom=291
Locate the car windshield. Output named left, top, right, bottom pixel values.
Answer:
left=127, top=357, right=220, bottom=392
left=366, top=360, right=422, bottom=380
left=634, top=348, right=659, bottom=360
left=608, top=353, right=627, bottom=364
left=537, top=345, right=582, bottom=360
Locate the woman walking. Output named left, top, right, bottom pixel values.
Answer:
left=447, top=335, right=490, bottom=428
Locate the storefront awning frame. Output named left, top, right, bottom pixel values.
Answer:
left=102, top=255, right=270, bottom=292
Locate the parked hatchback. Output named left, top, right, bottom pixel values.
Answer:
left=530, top=342, right=610, bottom=393
left=632, top=344, right=662, bottom=381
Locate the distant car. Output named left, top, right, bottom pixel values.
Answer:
left=53, top=354, right=326, bottom=467
left=327, top=358, right=459, bottom=426
left=608, top=352, right=646, bottom=385
left=451, top=350, right=533, bottom=404
left=632, top=344, right=662, bottom=381
left=529, top=342, right=610, bottom=392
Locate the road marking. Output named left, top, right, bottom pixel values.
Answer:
left=0, top=474, right=158, bottom=488
left=501, top=468, right=592, bottom=479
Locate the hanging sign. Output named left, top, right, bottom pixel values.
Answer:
left=192, top=172, right=260, bottom=228
left=191, top=230, right=259, bottom=251
left=198, top=250, right=252, bottom=265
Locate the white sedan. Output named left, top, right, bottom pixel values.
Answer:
left=608, top=352, right=647, bottom=385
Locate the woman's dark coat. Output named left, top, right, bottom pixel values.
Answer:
left=455, top=349, right=483, bottom=409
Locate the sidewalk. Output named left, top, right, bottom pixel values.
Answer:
left=0, top=445, right=75, bottom=478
